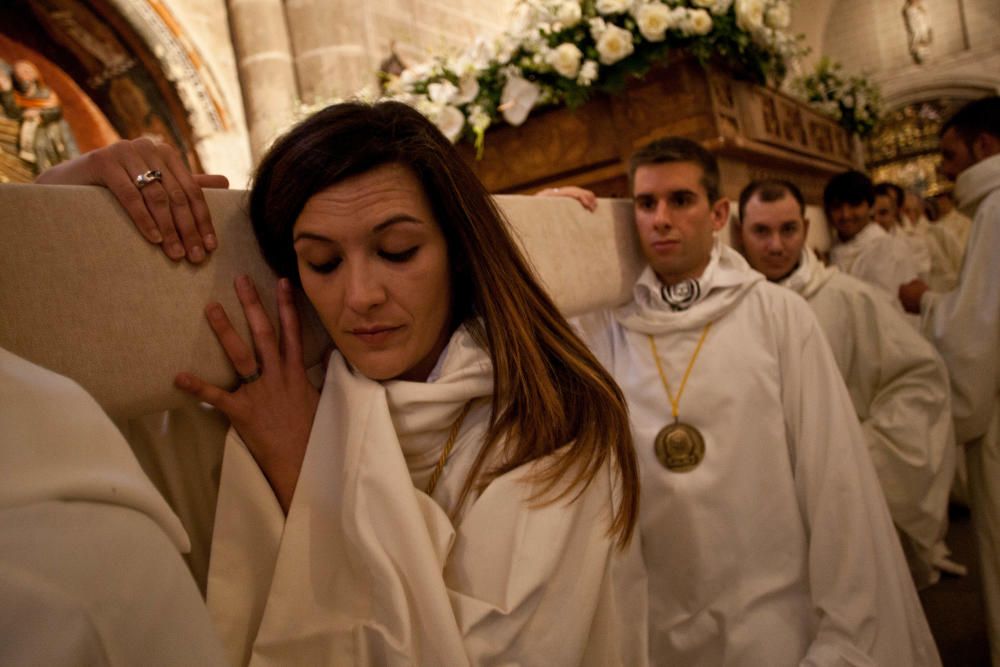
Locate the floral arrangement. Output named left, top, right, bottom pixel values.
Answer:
left=790, top=57, right=882, bottom=138
left=372, top=0, right=802, bottom=151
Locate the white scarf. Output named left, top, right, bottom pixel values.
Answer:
left=208, top=325, right=498, bottom=665
left=384, top=327, right=494, bottom=494
left=614, top=239, right=761, bottom=333
left=955, top=152, right=1000, bottom=217
left=780, top=246, right=836, bottom=300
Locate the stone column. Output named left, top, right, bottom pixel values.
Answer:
left=227, top=0, right=299, bottom=161
left=284, top=0, right=374, bottom=104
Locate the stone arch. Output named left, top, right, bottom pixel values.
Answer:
left=3, top=0, right=249, bottom=176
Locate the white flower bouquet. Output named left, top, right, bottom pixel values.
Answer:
left=369, top=0, right=804, bottom=151
left=790, top=57, right=883, bottom=138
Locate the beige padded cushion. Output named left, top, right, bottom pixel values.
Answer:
left=0, top=185, right=642, bottom=420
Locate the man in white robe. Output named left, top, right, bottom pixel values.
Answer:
left=0, top=347, right=227, bottom=666
left=930, top=190, right=972, bottom=252
left=873, top=182, right=934, bottom=283
left=900, top=95, right=1000, bottom=663
left=901, top=188, right=965, bottom=292
left=734, top=178, right=959, bottom=589
left=572, top=138, right=939, bottom=665
left=825, top=170, right=921, bottom=303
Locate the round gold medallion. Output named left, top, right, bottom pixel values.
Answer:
left=654, top=422, right=705, bottom=472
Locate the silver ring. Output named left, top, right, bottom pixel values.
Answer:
left=237, top=368, right=262, bottom=384
left=135, top=169, right=162, bottom=190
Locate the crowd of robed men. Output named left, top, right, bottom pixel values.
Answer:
left=546, top=94, right=1000, bottom=664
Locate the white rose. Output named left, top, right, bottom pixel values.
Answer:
left=398, top=68, right=422, bottom=92
left=427, top=80, right=458, bottom=105
left=595, top=0, right=629, bottom=16
left=554, top=1, right=582, bottom=27
left=433, top=105, right=465, bottom=142
left=595, top=23, right=635, bottom=65
left=589, top=17, right=608, bottom=40
left=636, top=3, right=672, bottom=42
left=735, top=0, right=764, bottom=32
left=496, top=36, right=518, bottom=64
left=765, top=2, right=790, bottom=29
left=577, top=59, right=599, bottom=85
left=711, top=0, right=733, bottom=14
left=453, top=74, right=480, bottom=105
left=547, top=43, right=583, bottom=78
left=510, top=3, right=538, bottom=35
left=683, top=8, right=713, bottom=35
left=500, top=75, right=541, bottom=126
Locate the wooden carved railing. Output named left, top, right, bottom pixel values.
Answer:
left=459, top=58, right=860, bottom=205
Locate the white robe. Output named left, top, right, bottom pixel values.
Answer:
left=936, top=208, right=972, bottom=254
left=830, top=222, right=920, bottom=302
left=575, top=242, right=939, bottom=666
left=894, top=217, right=964, bottom=292
left=781, top=248, right=956, bottom=587
left=921, top=152, right=1000, bottom=662
left=0, top=347, right=227, bottom=666
left=206, top=328, right=649, bottom=666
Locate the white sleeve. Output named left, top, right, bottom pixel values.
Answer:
left=776, top=300, right=940, bottom=667
left=0, top=502, right=228, bottom=667
left=924, top=194, right=1000, bottom=443
left=850, top=289, right=955, bottom=554
left=853, top=238, right=920, bottom=300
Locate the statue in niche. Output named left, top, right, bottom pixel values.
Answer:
left=903, top=0, right=933, bottom=64
left=0, top=58, right=79, bottom=174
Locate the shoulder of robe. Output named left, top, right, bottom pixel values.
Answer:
left=823, top=271, right=894, bottom=309
left=752, top=280, right=816, bottom=318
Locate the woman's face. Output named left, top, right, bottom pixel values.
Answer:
left=292, top=163, right=454, bottom=382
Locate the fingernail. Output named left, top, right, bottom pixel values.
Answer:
left=167, top=242, right=185, bottom=259
left=150, top=229, right=163, bottom=243
left=204, top=233, right=217, bottom=250
left=189, top=246, right=205, bottom=262
left=237, top=274, right=251, bottom=289
left=279, top=277, right=290, bottom=291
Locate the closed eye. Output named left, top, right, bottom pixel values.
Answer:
left=306, top=258, right=341, bottom=274
left=380, top=246, right=419, bottom=263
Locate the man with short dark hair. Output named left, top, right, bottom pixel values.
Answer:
left=825, top=171, right=921, bottom=303
left=735, top=178, right=959, bottom=589
left=900, top=95, right=1000, bottom=662
left=570, top=138, right=939, bottom=665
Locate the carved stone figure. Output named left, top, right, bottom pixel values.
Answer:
left=903, top=0, right=933, bottom=65
left=0, top=58, right=79, bottom=174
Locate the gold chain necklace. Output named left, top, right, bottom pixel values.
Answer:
left=424, top=400, right=474, bottom=495
left=647, top=322, right=713, bottom=472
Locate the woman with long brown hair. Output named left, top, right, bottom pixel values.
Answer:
left=41, top=101, right=646, bottom=665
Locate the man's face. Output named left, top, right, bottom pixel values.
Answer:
left=632, top=161, right=728, bottom=285
left=939, top=127, right=975, bottom=182
left=872, top=194, right=899, bottom=231
left=902, top=192, right=925, bottom=225
left=740, top=193, right=808, bottom=281
left=826, top=200, right=871, bottom=242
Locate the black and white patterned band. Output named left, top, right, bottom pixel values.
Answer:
left=661, top=279, right=701, bottom=311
